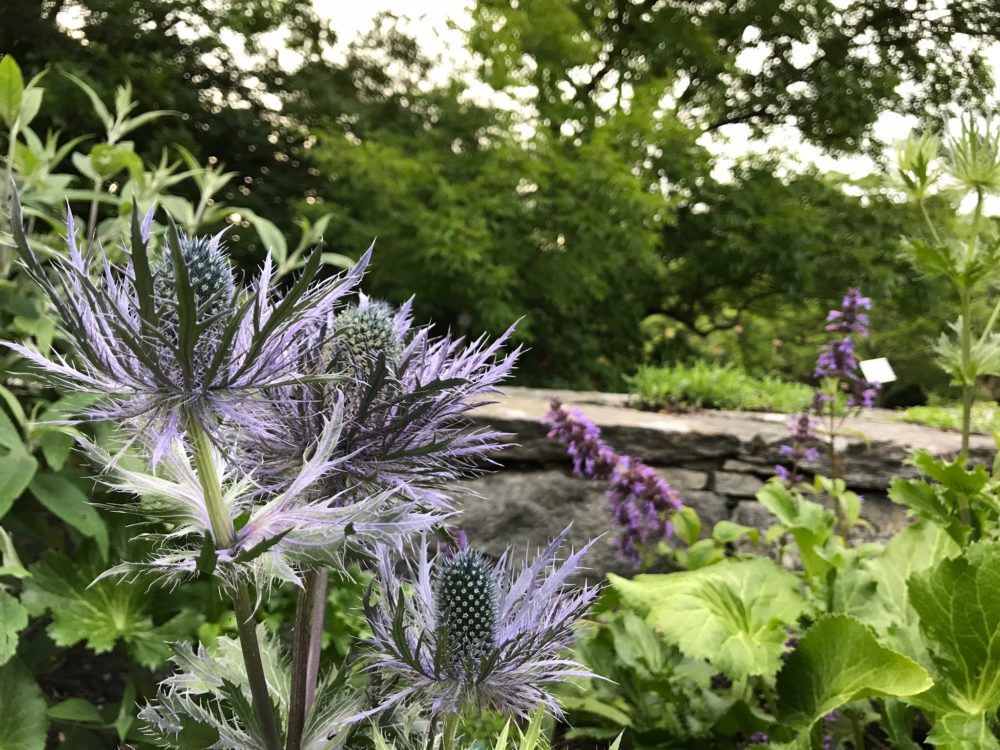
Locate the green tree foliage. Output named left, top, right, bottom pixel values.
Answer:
left=11, top=1, right=999, bottom=387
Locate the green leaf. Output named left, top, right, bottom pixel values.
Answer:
left=0, top=659, right=48, bottom=750
left=0, top=55, right=24, bottom=128
left=0, top=408, right=22, bottom=451
left=0, top=590, right=27, bottom=666
left=29, top=473, right=107, bottom=559
left=776, top=615, right=932, bottom=732
left=89, top=143, right=142, bottom=178
left=609, top=557, right=807, bottom=679
left=926, top=712, right=1000, bottom=750
left=909, top=544, right=1000, bottom=716
left=48, top=699, right=103, bottom=724
left=755, top=482, right=834, bottom=579
left=0, top=451, right=37, bottom=520
left=0, top=528, right=28, bottom=579
left=20, top=550, right=199, bottom=668
left=243, top=210, right=288, bottom=264
left=712, top=520, right=759, bottom=545
left=863, top=521, right=960, bottom=661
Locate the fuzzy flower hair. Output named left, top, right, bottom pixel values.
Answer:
left=5, top=199, right=368, bottom=464
left=245, top=294, right=520, bottom=510
left=84, top=405, right=444, bottom=589
left=359, top=527, right=598, bottom=720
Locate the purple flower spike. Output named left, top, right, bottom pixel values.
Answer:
left=356, top=527, right=599, bottom=720
left=543, top=400, right=684, bottom=562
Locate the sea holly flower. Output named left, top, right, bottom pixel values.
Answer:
left=83, top=407, right=444, bottom=588
left=140, top=624, right=355, bottom=750
left=245, top=295, right=520, bottom=510
left=359, top=527, right=598, bottom=719
left=5, top=198, right=369, bottom=464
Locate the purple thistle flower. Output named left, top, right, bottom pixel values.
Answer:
left=83, top=408, right=445, bottom=588
left=749, top=732, right=770, bottom=745
left=5, top=200, right=369, bottom=464
left=241, top=295, right=520, bottom=511
left=356, top=527, right=598, bottom=720
left=544, top=399, right=684, bottom=562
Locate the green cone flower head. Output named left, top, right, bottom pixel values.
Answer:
left=433, top=549, right=500, bottom=662
left=152, top=233, right=235, bottom=324
left=336, top=295, right=402, bottom=365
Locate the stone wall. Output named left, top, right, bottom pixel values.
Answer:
left=453, top=387, right=996, bottom=578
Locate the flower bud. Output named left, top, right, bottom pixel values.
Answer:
left=433, top=549, right=499, bottom=662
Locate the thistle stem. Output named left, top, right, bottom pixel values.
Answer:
left=441, top=713, right=461, bottom=750
left=187, top=416, right=283, bottom=750
left=286, top=567, right=327, bottom=750
left=304, top=568, right=329, bottom=712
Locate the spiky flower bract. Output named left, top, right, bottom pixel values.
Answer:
left=140, top=625, right=354, bottom=750
left=246, top=296, right=520, bottom=511
left=5, top=198, right=369, bottom=464
left=84, top=407, right=445, bottom=589
left=359, top=527, right=598, bottom=720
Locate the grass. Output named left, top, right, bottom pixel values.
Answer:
left=898, top=402, right=1000, bottom=434
left=626, top=362, right=814, bottom=413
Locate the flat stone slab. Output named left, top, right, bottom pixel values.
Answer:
left=454, top=387, right=992, bottom=578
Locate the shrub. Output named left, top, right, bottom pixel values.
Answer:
left=627, top=362, right=815, bottom=413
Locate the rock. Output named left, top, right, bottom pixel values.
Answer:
left=657, top=467, right=709, bottom=491
left=452, top=471, right=639, bottom=582
left=713, top=471, right=764, bottom=498
left=682, top=490, right=729, bottom=528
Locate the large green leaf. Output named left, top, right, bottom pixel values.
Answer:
left=609, top=557, right=807, bottom=678
left=20, top=550, right=200, bottom=668
left=0, top=590, right=27, bottom=666
left=0, top=660, right=47, bottom=750
left=776, top=615, right=932, bottom=733
left=28, top=473, right=108, bottom=558
left=909, top=544, right=1000, bottom=716
left=863, top=521, right=960, bottom=662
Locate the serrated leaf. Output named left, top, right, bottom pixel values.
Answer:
left=0, top=590, right=27, bottom=666
left=863, top=521, right=960, bottom=661
left=20, top=550, right=199, bottom=669
left=0, top=659, right=47, bottom=750
left=756, top=482, right=834, bottom=578
left=0, top=55, right=24, bottom=128
left=609, top=557, right=807, bottom=679
left=29, top=473, right=107, bottom=558
left=776, top=615, right=931, bottom=732
left=926, top=712, right=1000, bottom=750
left=909, top=544, right=1000, bottom=716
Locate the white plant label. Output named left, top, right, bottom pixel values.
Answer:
left=859, top=357, right=896, bottom=384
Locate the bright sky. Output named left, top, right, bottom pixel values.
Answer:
left=312, top=0, right=1000, bottom=183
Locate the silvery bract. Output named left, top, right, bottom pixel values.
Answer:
left=6, top=197, right=368, bottom=465
left=360, top=527, right=598, bottom=719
